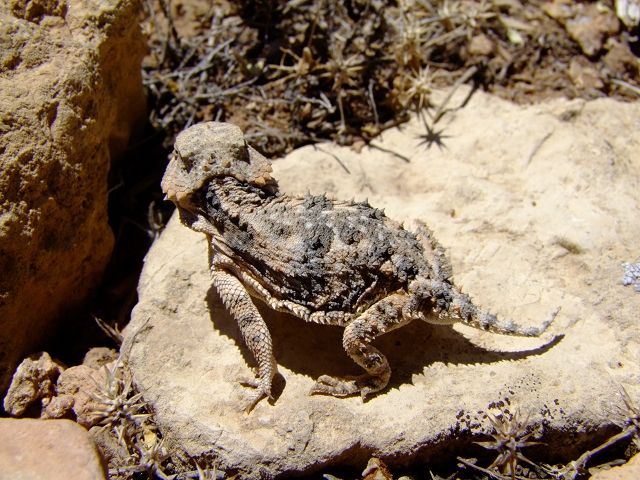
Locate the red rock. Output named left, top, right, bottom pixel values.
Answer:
left=0, top=418, right=106, bottom=480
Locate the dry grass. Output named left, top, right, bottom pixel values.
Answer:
left=141, top=0, right=639, bottom=157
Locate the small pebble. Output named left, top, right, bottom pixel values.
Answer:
left=621, top=261, right=640, bottom=292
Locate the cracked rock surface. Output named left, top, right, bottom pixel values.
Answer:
left=124, top=89, right=639, bottom=478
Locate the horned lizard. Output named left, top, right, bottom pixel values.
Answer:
left=161, top=122, right=558, bottom=412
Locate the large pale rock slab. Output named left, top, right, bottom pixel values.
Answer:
left=124, top=89, right=639, bottom=478
left=591, top=453, right=640, bottom=480
left=0, top=418, right=106, bottom=480
left=0, top=0, right=146, bottom=398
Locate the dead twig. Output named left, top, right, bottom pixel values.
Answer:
left=525, top=131, right=553, bottom=166
left=368, top=142, right=412, bottom=163
left=430, top=65, right=478, bottom=124
left=314, top=145, right=351, bottom=174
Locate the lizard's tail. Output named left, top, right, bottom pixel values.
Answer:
left=449, top=289, right=560, bottom=338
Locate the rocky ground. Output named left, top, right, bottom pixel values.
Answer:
left=1, top=0, right=639, bottom=479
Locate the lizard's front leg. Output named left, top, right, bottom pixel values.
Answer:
left=211, top=268, right=277, bottom=412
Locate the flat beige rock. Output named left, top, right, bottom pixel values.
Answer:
left=124, top=88, right=639, bottom=478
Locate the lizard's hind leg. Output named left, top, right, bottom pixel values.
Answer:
left=310, top=294, right=410, bottom=400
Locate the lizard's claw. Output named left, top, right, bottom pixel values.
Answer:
left=239, top=376, right=273, bottom=413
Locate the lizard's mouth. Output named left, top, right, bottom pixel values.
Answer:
left=161, top=155, right=199, bottom=209
left=161, top=172, right=200, bottom=215
left=170, top=191, right=202, bottom=217
left=163, top=188, right=188, bottom=204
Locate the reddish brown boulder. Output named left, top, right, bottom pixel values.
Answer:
left=0, top=0, right=146, bottom=400
left=0, top=418, right=106, bottom=480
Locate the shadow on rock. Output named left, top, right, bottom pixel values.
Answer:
left=206, top=286, right=563, bottom=395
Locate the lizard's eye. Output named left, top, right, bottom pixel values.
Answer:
left=174, top=147, right=194, bottom=170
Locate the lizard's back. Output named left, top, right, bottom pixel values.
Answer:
left=200, top=177, right=429, bottom=314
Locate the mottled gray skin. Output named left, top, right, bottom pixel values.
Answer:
left=161, top=122, right=557, bottom=412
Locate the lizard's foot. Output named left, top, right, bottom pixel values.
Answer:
left=309, top=373, right=388, bottom=400
left=239, top=376, right=272, bottom=413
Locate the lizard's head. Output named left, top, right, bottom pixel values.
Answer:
left=161, top=122, right=277, bottom=209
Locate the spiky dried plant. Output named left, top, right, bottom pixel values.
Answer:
left=90, top=362, right=150, bottom=433
left=476, top=409, right=542, bottom=480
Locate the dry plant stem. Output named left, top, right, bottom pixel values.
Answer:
left=526, top=131, right=553, bottom=166
left=457, top=457, right=532, bottom=480
left=93, top=315, right=124, bottom=344
left=431, top=65, right=478, bottom=124
left=368, top=79, right=380, bottom=131
left=314, top=145, right=351, bottom=174
left=368, top=142, right=412, bottom=163
left=155, top=0, right=182, bottom=65
left=193, top=463, right=219, bottom=480
left=611, top=79, right=640, bottom=96
left=552, top=425, right=639, bottom=479
left=620, top=386, right=640, bottom=441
